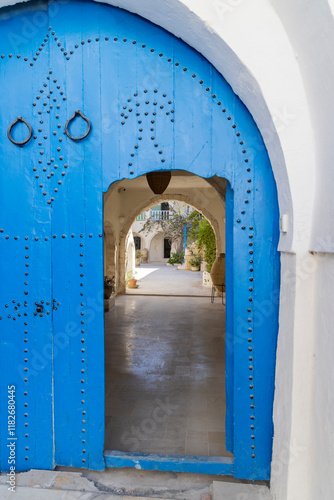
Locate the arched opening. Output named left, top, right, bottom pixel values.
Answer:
left=104, top=173, right=225, bottom=296
left=103, top=171, right=231, bottom=460
left=163, top=237, right=171, bottom=259
left=133, top=235, right=142, bottom=251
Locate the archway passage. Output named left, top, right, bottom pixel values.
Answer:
left=134, top=236, right=141, bottom=251
left=104, top=172, right=229, bottom=460
left=104, top=171, right=225, bottom=296
left=0, top=0, right=280, bottom=480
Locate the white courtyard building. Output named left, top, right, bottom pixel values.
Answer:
left=131, top=201, right=193, bottom=263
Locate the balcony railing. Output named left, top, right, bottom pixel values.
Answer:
left=135, top=210, right=170, bottom=222
left=150, top=210, right=170, bottom=220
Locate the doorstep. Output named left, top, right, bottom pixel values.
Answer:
left=211, top=480, right=271, bottom=500
left=0, top=470, right=175, bottom=500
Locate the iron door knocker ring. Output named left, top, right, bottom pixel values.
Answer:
left=7, top=116, right=33, bottom=147
left=65, top=110, right=91, bottom=141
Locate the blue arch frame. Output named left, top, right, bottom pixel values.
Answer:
left=0, top=0, right=280, bottom=480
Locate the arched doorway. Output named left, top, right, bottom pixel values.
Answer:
left=133, top=236, right=142, bottom=251
left=104, top=173, right=228, bottom=462
left=150, top=233, right=166, bottom=261
left=109, top=179, right=225, bottom=295
left=0, top=0, right=279, bottom=480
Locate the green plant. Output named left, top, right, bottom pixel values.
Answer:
left=168, top=251, right=184, bottom=265
left=189, top=255, right=201, bottom=267
left=135, top=249, right=142, bottom=258
left=187, top=211, right=216, bottom=271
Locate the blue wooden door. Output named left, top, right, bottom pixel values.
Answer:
left=0, top=0, right=280, bottom=480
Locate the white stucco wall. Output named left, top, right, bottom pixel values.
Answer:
left=148, top=233, right=165, bottom=262
left=1, top=0, right=334, bottom=498
left=309, top=255, right=334, bottom=499
left=269, top=1, right=334, bottom=253
left=125, top=231, right=135, bottom=274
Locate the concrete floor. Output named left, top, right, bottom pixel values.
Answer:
left=105, top=295, right=231, bottom=458
left=127, top=263, right=211, bottom=296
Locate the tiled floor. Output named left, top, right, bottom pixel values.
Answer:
left=104, top=295, right=232, bottom=458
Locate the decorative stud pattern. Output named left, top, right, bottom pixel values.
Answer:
left=23, top=236, right=29, bottom=461
left=0, top=232, right=57, bottom=465
left=78, top=234, right=87, bottom=463
left=1, top=21, right=263, bottom=470
left=31, top=74, right=68, bottom=205
left=120, top=90, right=174, bottom=175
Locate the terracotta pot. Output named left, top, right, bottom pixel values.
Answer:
left=191, top=266, right=200, bottom=271
left=127, top=279, right=138, bottom=288
left=135, top=258, right=140, bottom=266
left=210, top=253, right=225, bottom=292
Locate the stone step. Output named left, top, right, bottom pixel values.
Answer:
left=1, top=470, right=272, bottom=500
left=0, top=470, right=178, bottom=500
left=211, top=481, right=271, bottom=500
left=0, top=487, right=176, bottom=500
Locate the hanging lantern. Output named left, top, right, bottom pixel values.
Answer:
left=146, top=171, right=171, bottom=195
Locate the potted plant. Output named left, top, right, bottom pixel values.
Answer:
left=189, top=255, right=201, bottom=271
left=135, top=249, right=141, bottom=266
left=126, top=270, right=139, bottom=288
left=168, top=251, right=184, bottom=266
left=104, top=275, right=115, bottom=299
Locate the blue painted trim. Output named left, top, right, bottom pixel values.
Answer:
left=225, top=181, right=234, bottom=454
left=104, top=451, right=234, bottom=475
